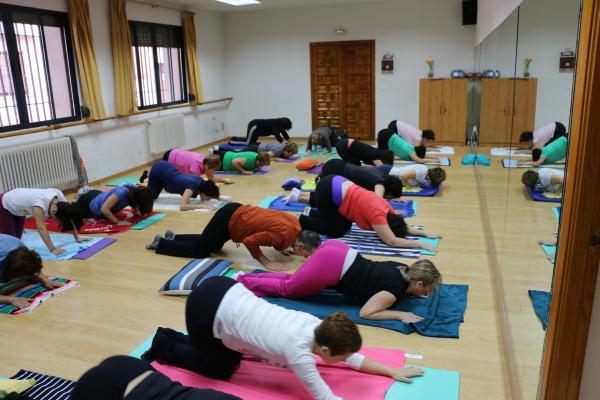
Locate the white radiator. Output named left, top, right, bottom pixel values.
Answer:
left=0, top=137, right=79, bottom=192
left=147, top=114, right=185, bottom=155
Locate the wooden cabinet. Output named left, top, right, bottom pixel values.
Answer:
left=479, top=78, right=537, bottom=145
left=419, top=78, right=468, bottom=144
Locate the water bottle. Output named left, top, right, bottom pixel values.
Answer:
left=472, top=126, right=479, bottom=146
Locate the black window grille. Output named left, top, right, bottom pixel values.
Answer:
left=129, top=21, right=187, bottom=109
left=0, top=3, right=81, bottom=133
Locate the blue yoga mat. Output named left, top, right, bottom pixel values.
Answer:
left=526, top=187, right=562, bottom=203
left=529, top=290, right=550, bottom=330
left=263, top=282, right=468, bottom=338
left=402, top=185, right=440, bottom=197
left=385, top=367, right=460, bottom=400
left=21, top=231, right=107, bottom=260
left=553, top=206, right=561, bottom=222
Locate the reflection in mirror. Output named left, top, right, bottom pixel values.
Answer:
left=474, top=0, right=580, bottom=398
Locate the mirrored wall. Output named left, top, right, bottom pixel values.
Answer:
left=474, top=0, right=581, bottom=398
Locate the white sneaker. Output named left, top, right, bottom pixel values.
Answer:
left=284, top=188, right=301, bottom=204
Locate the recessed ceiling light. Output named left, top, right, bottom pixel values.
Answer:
left=215, top=0, right=261, bottom=5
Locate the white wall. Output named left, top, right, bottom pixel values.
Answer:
left=477, top=0, right=580, bottom=128
left=0, top=0, right=228, bottom=182
left=223, top=0, right=475, bottom=137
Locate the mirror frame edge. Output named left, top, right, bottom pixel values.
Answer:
left=539, top=0, right=600, bottom=398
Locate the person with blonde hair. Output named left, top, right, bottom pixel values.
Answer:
left=387, top=165, right=447, bottom=188
left=143, top=276, right=424, bottom=400
left=215, top=150, right=271, bottom=175
left=238, top=239, right=441, bottom=322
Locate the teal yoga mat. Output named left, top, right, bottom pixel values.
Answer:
left=105, top=176, right=139, bottom=186
left=132, top=213, right=166, bottom=229
left=385, top=367, right=460, bottom=400
left=539, top=243, right=556, bottom=264
left=553, top=207, right=560, bottom=223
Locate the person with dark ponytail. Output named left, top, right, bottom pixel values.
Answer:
left=140, top=161, right=221, bottom=211
left=336, top=138, right=394, bottom=166
left=76, top=185, right=154, bottom=224
left=239, top=240, right=441, bottom=322
left=143, top=276, right=424, bottom=400
left=0, top=233, right=63, bottom=309
left=316, top=158, right=403, bottom=199
left=229, top=117, right=293, bottom=145
left=0, top=188, right=85, bottom=255
left=287, top=175, right=439, bottom=251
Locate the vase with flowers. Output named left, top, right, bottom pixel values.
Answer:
left=426, top=59, right=434, bottom=78
left=524, top=58, right=533, bottom=78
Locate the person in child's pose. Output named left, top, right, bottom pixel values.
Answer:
left=287, top=175, right=440, bottom=252
left=521, top=168, right=565, bottom=193
left=335, top=138, right=394, bottom=166
left=318, top=159, right=403, bottom=199
left=239, top=240, right=441, bottom=322
left=139, top=161, right=221, bottom=212
left=163, top=148, right=233, bottom=185
left=386, top=164, right=447, bottom=188
left=518, top=136, right=568, bottom=167
left=142, top=276, right=424, bottom=400
left=306, top=126, right=335, bottom=155
left=0, top=188, right=85, bottom=255
left=387, top=120, right=436, bottom=148
left=0, top=234, right=64, bottom=309
left=213, top=142, right=298, bottom=161
left=215, top=150, right=271, bottom=175
left=70, top=355, right=241, bottom=400
left=75, top=184, right=154, bottom=223
left=229, top=118, right=292, bottom=145
left=145, top=203, right=308, bottom=271
left=519, top=121, right=567, bottom=150
left=377, top=129, right=439, bottom=164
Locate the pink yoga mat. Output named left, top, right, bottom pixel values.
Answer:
left=152, top=347, right=405, bottom=400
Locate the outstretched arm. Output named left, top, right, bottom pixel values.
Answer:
left=359, top=291, right=423, bottom=322
left=359, top=358, right=424, bottom=383
left=232, top=158, right=253, bottom=174
left=409, top=153, right=438, bottom=164
left=179, top=189, right=217, bottom=211
left=34, top=207, right=63, bottom=255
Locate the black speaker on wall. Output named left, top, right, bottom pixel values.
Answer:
left=462, top=0, right=477, bottom=25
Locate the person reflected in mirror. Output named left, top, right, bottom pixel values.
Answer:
left=519, top=121, right=567, bottom=151
left=518, top=136, right=568, bottom=167
left=521, top=168, right=564, bottom=193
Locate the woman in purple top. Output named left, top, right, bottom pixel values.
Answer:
left=76, top=185, right=154, bottom=225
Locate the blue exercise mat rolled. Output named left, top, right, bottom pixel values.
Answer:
left=262, top=281, right=468, bottom=338
left=528, top=289, right=550, bottom=330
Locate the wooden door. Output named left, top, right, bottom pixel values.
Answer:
left=442, top=78, right=468, bottom=143
left=510, top=78, right=538, bottom=144
left=419, top=79, right=443, bottom=139
left=479, top=79, right=513, bottom=144
left=310, top=40, right=375, bottom=140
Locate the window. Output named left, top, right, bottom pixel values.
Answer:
left=0, top=4, right=81, bottom=133
left=129, top=21, right=187, bottom=109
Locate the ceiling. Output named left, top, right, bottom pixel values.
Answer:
left=158, top=0, right=387, bottom=13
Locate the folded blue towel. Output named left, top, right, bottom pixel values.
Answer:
left=461, top=154, right=476, bottom=165
left=388, top=199, right=416, bottom=217
left=475, top=154, right=491, bottom=165
left=528, top=290, right=550, bottom=329
left=262, top=280, right=468, bottom=338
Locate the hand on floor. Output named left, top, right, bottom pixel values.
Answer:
left=9, top=297, right=31, bottom=310
left=397, top=311, right=424, bottom=323
left=421, top=243, right=437, bottom=253
left=51, top=247, right=66, bottom=255
left=389, top=366, right=425, bottom=383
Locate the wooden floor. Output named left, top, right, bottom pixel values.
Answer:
left=0, top=143, right=556, bottom=400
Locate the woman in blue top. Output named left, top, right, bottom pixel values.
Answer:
left=76, top=185, right=154, bottom=225
left=144, top=161, right=221, bottom=211
left=0, top=234, right=62, bottom=309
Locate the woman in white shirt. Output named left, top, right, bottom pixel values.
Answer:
left=143, top=276, right=423, bottom=400
left=0, top=188, right=85, bottom=255
left=521, top=168, right=565, bottom=193
left=387, top=165, right=447, bottom=188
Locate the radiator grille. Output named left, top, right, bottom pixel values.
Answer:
left=0, top=137, right=79, bottom=192
left=147, top=114, right=185, bottom=155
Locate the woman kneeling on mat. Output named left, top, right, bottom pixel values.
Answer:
left=286, top=175, right=439, bottom=252
left=216, top=149, right=271, bottom=175
left=71, top=355, right=240, bottom=400
left=521, top=168, right=564, bottom=193
left=238, top=239, right=442, bottom=323
left=143, top=276, right=423, bottom=400
left=318, top=158, right=403, bottom=199
left=140, top=161, right=221, bottom=212
left=386, top=164, right=447, bottom=188
left=1, top=187, right=84, bottom=254
left=76, top=184, right=154, bottom=224
left=335, top=138, right=394, bottom=166
left=377, top=128, right=439, bottom=164
left=163, top=147, right=233, bottom=185
left=0, top=233, right=63, bottom=309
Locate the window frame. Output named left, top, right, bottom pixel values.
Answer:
left=0, top=3, right=81, bottom=133
left=129, top=20, right=188, bottom=110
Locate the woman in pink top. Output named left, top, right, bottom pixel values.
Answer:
left=518, top=121, right=567, bottom=150
left=386, top=120, right=436, bottom=147
left=292, top=175, right=439, bottom=251
left=164, top=148, right=233, bottom=185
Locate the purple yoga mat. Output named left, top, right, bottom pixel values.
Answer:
left=278, top=156, right=300, bottom=163
left=301, top=164, right=323, bottom=175
left=526, top=187, right=562, bottom=203
left=72, top=238, right=117, bottom=260
left=212, top=166, right=272, bottom=175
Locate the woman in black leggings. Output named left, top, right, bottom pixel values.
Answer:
left=335, top=139, right=394, bottom=166
left=70, top=355, right=240, bottom=400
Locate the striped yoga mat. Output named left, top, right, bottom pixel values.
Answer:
left=0, top=277, right=78, bottom=315
left=10, top=370, right=75, bottom=400
left=321, top=224, right=439, bottom=258
left=159, top=258, right=233, bottom=295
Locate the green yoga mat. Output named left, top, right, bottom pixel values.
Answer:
left=132, top=213, right=166, bottom=229
left=385, top=367, right=460, bottom=400
left=106, top=176, right=139, bottom=186
left=539, top=243, right=556, bottom=264
left=258, top=196, right=278, bottom=208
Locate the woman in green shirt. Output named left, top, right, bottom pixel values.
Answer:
left=383, top=130, right=439, bottom=164
left=519, top=136, right=568, bottom=167
left=219, top=150, right=271, bottom=174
